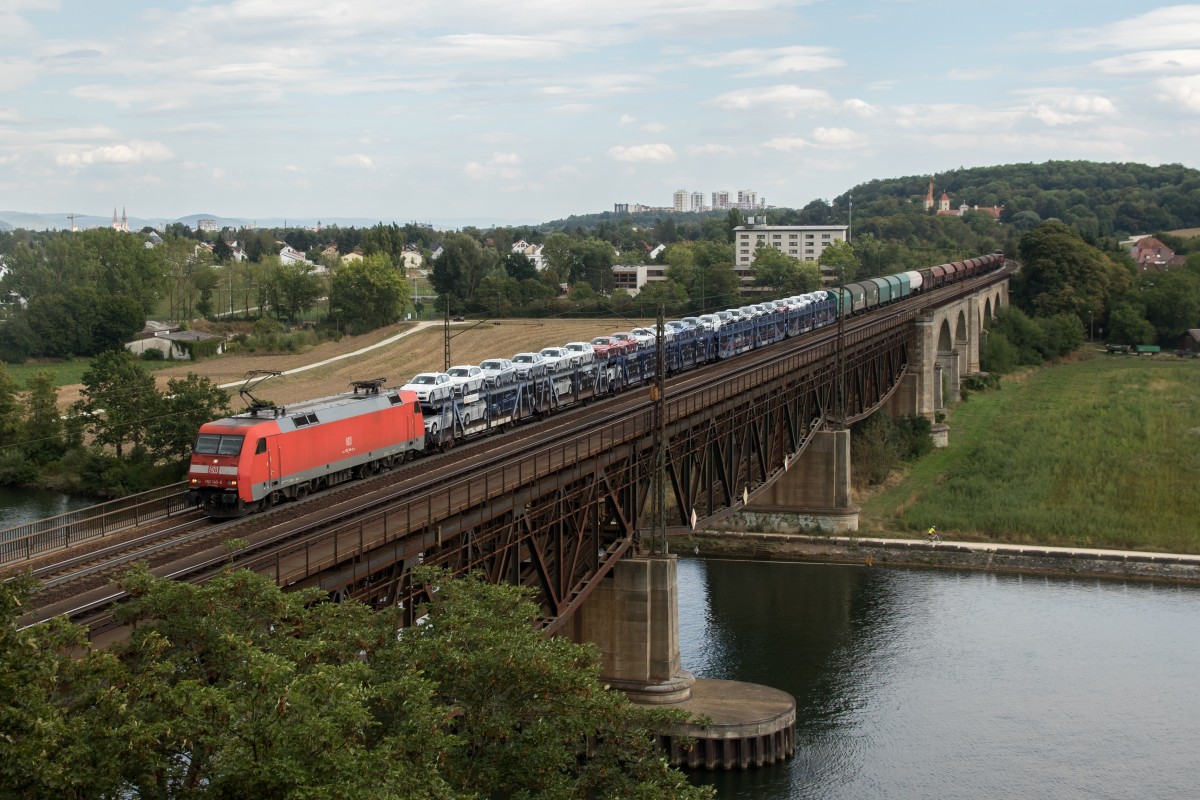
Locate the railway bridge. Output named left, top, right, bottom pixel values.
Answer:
left=5, top=263, right=1011, bottom=765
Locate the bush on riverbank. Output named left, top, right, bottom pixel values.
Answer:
left=851, top=414, right=933, bottom=488
left=861, top=352, right=1200, bottom=553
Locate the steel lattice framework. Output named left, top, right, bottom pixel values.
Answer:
left=239, top=312, right=916, bottom=632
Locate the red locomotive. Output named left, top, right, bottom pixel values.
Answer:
left=186, top=375, right=424, bottom=518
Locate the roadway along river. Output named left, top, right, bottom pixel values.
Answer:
left=678, top=557, right=1200, bottom=799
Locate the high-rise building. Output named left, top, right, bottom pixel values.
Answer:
left=673, top=189, right=687, bottom=213
left=712, top=191, right=730, bottom=210
left=737, top=190, right=758, bottom=210
left=690, top=191, right=704, bottom=212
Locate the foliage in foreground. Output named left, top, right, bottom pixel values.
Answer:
left=0, top=568, right=712, bottom=800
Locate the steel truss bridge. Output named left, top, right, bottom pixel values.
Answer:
left=234, top=265, right=1012, bottom=632
left=11, top=265, right=1011, bottom=638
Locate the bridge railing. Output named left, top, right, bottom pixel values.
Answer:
left=0, top=482, right=189, bottom=566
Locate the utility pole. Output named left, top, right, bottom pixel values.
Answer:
left=443, top=301, right=451, bottom=371
left=837, top=264, right=847, bottom=429
left=652, top=303, right=668, bottom=556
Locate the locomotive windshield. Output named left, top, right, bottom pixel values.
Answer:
left=195, top=433, right=245, bottom=456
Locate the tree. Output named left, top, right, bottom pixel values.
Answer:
left=330, top=253, right=410, bottom=333
left=502, top=251, right=538, bottom=281
left=265, top=261, right=323, bottom=323
left=22, top=370, right=64, bottom=464
left=1138, top=270, right=1200, bottom=341
left=817, top=240, right=861, bottom=285
left=0, top=567, right=711, bottom=799
left=0, top=362, right=21, bottom=450
left=1014, top=220, right=1130, bottom=326
left=1105, top=302, right=1157, bottom=345
left=74, top=349, right=161, bottom=458
left=429, top=233, right=496, bottom=309
left=148, top=374, right=230, bottom=462
left=399, top=569, right=711, bottom=799
left=212, top=238, right=234, bottom=263
left=753, top=243, right=821, bottom=294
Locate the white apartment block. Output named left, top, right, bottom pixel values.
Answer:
left=673, top=189, right=688, bottom=213
left=690, top=191, right=705, bottom=212
left=712, top=190, right=730, bottom=210
left=733, top=224, right=849, bottom=283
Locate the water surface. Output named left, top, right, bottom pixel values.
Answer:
left=678, top=558, right=1200, bottom=799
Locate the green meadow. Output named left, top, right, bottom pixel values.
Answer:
left=861, top=352, right=1200, bottom=553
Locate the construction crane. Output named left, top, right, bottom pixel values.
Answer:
left=66, top=213, right=79, bottom=232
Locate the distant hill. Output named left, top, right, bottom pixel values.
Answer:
left=839, top=160, right=1200, bottom=239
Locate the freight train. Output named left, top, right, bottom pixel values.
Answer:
left=186, top=252, right=1004, bottom=517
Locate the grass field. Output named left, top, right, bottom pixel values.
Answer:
left=860, top=351, right=1200, bottom=553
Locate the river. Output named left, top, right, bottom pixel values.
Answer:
left=678, top=557, right=1200, bottom=799
left=0, top=485, right=94, bottom=533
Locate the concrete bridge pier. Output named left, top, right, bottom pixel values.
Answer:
left=709, top=429, right=859, bottom=534
left=570, top=554, right=796, bottom=768
left=571, top=554, right=695, bottom=704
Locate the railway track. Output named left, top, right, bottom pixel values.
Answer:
left=17, top=263, right=1014, bottom=633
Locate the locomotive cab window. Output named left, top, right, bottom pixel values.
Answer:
left=256, top=438, right=266, bottom=454
left=195, top=433, right=245, bottom=456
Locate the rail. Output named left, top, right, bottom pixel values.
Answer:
left=0, top=482, right=189, bottom=565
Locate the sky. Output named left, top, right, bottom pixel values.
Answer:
left=2, top=1, right=1200, bottom=228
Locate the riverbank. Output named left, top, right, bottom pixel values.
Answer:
left=857, top=353, right=1200, bottom=554
left=677, top=530, right=1200, bottom=585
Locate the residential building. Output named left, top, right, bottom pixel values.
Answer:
left=712, top=190, right=730, bottom=210
left=511, top=240, right=546, bottom=271
left=1131, top=236, right=1186, bottom=271
left=279, top=245, right=312, bottom=265
left=673, top=189, right=688, bottom=213
left=691, top=191, right=705, bottom=212
left=737, top=190, right=758, bottom=210
left=733, top=223, right=849, bottom=283
left=612, top=264, right=667, bottom=294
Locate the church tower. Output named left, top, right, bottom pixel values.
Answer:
left=924, top=176, right=934, bottom=211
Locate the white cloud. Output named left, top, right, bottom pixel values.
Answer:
left=696, top=45, right=843, bottom=76
left=764, top=136, right=809, bottom=152
left=842, top=98, right=877, bottom=116
left=56, top=139, right=173, bottom=167
left=1020, top=92, right=1116, bottom=126
left=686, top=143, right=735, bottom=155
left=463, top=152, right=524, bottom=180
left=1052, top=6, right=1200, bottom=52
left=619, top=114, right=636, bottom=125
left=642, top=122, right=666, bottom=132
left=891, top=103, right=1021, bottom=132
left=0, top=57, right=36, bottom=91
left=811, top=127, right=863, bottom=146
left=1154, top=74, right=1200, bottom=112
left=707, top=85, right=833, bottom=110
left=332, top=154, right=374, bottom=169
left=1093, top=49, right=1200, bottom=76
left=608, top=143, right=675, bottom=162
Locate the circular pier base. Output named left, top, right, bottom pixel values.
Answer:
left=652, top=677, right=796, bottom=770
